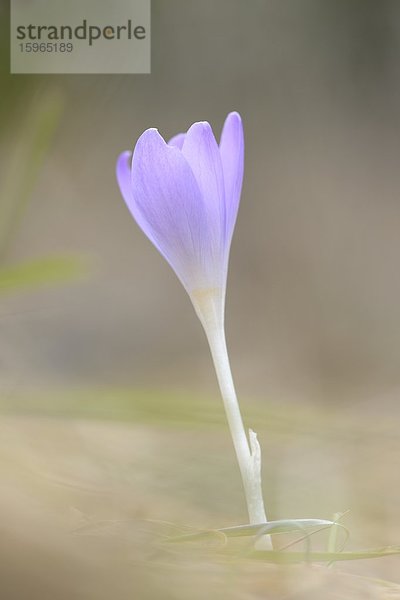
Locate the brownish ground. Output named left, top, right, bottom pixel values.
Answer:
left=0, top=392, right=399, bottom=599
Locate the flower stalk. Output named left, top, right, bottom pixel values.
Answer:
left=193, top=290, right=271, bottom=548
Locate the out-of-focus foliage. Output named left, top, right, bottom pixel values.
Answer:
left=0, top=0, right=84, bottom=291
left=0, top=89, right=64, bottom=256
left=0, top=256, right=84, bottom=293
left=0, top=85, right=84, bottom=292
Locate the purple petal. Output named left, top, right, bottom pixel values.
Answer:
left=116, top=150, right=133, bottom=206
left=182, top=122, right=226, bottom=249
left=117, top=150, right=156, bottom=240
left=128, top=128, right=223, bottom=291
left=168, top=132, right=186, bottom=149
left=219, top=111, right=244, bottom=245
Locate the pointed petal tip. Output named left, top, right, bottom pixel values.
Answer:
left=116, top=150, right=132, bottom=175
left=186, top=120, right=212, bottom=134
left=220, top=111, right=244, bottom=144
left=219, top=111, right=244, bottom=243
left=225, top=111, right=243, bottom=125
left=183, top=121, right=218, bottom=152
left=116, top=150, right=134, bottom=209
left=116, top=149, right=131, bottom=160
left=136, top=127, right=164, bottom=144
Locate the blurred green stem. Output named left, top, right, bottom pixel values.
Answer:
left=0, top=88, right=63, bottom=259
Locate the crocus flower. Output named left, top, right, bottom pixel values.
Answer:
left=116, top=112, right=243, bottom=328
left=116, top=112, right=271, bottom=545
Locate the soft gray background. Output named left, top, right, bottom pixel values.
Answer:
left=2, top=0, right=400, bottom=405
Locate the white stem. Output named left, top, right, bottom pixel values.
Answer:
left=206, top=327, right=269, bottom=524
left=192, top=290, right=272, bottom=549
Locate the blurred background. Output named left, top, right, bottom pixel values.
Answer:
left=1, top=1, right=400, bottom=598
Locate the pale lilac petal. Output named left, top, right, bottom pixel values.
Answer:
left=116, top=150, right=133, bottom=206
left=117, top=150, right=150, bottom=234
left=219, top=111, right=244, bottom=244
left=182, top=122, right=226, bottom=249
left=168, top=132, right=186, bottom=149
left=129, top=128, right=222, bottom=291
left=116, top=150, right=156, bottom=240
left=116, top=113, right=244, bottom=299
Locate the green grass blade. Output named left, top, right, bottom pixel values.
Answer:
left=0, top=255, right=85, bottom=293
left=167, top=518, right=340, bottom=543
left=0, top=88, right=64, bottom=257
